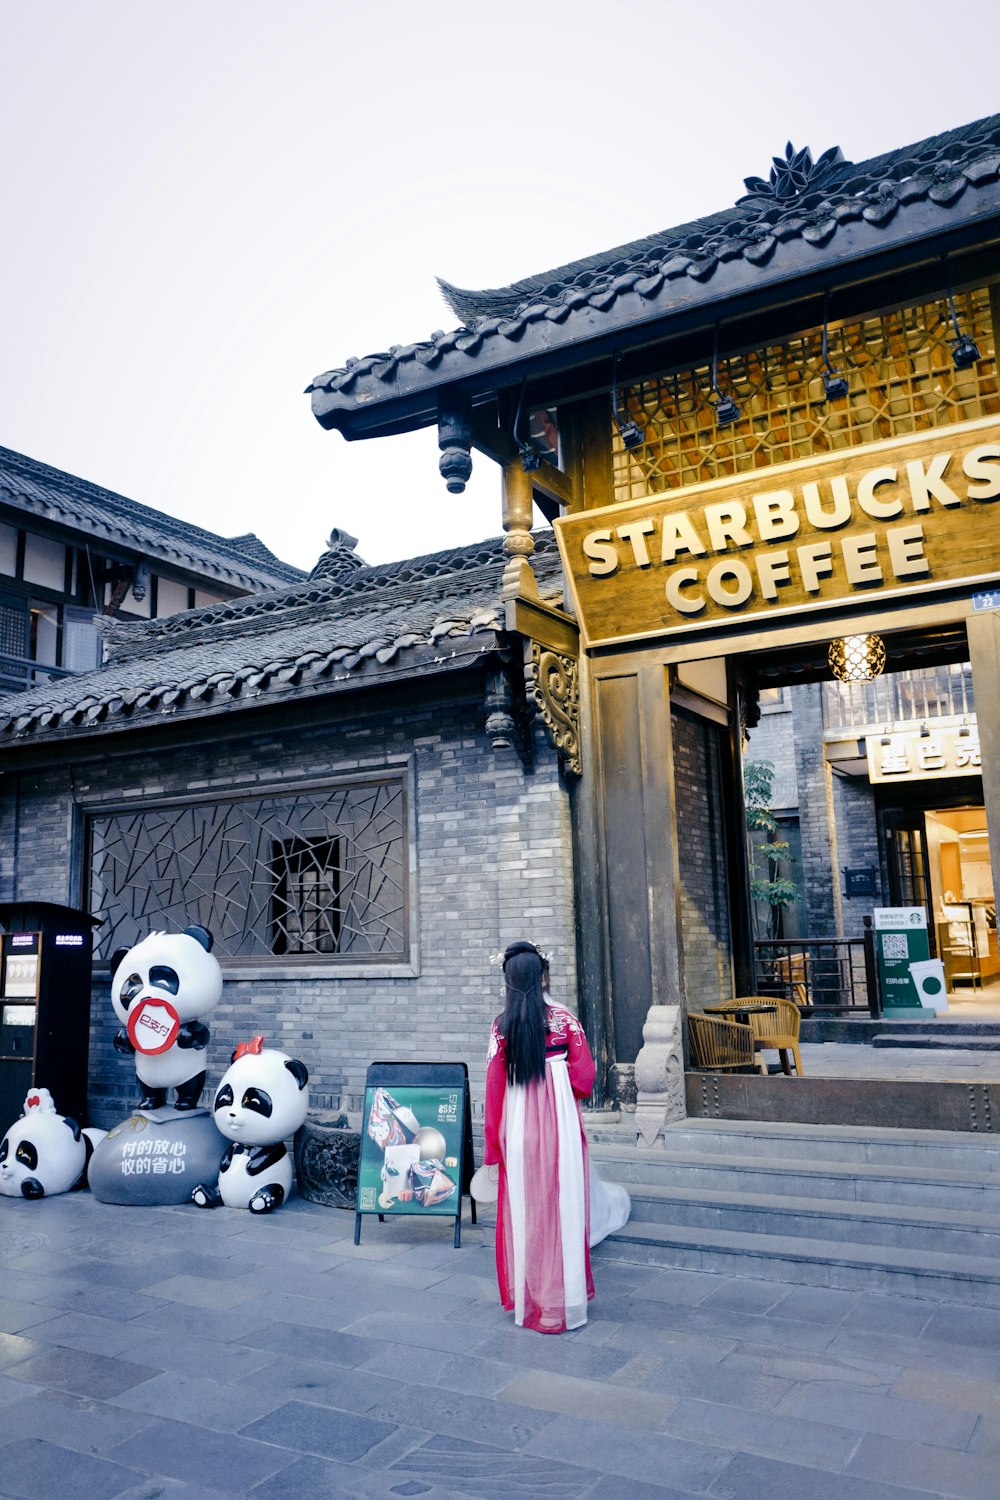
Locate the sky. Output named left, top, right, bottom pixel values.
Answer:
left=1, top=2, right=998, bottom=573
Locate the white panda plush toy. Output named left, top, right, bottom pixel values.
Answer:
left=0, top=1088, right=105, bottom=1199
left=192, top=1035, right=309, bottom=1213
left=110, top=925, right=223, bottom=1111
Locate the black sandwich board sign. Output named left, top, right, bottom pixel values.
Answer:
left=354, top=1061, right=476, bottom=1247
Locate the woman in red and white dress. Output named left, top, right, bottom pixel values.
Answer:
left=484, top=941, right=598, bottom=1334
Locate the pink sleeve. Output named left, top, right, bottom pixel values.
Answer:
left=567, top=1015, right=596, bottom=1100
left=484, top=1024, right=506, bottom=1164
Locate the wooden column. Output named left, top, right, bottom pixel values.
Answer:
left=501, top=459, right=537, bottom=600
left=591, top=655, right=686, bottom=1137
left=559, top=395, right=616, bottom=1102
left=559, top=395, right=614, bottom=513
left=967, top=609, right=1000, bottom=901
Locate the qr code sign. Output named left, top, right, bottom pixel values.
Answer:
left=883, top=933, right=909, bottom=959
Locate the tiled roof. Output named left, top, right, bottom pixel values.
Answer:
left=0, top=531, right=564, bottom=743
left=309, top=115, right=1000, bottom=432
left=0, top=446, right=305, bottom=592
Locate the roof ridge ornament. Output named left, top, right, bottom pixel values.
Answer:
left=740, top=141, right=848, bottom=203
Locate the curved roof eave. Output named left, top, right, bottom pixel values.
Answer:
left=308, top=114, right=1000, bottom=442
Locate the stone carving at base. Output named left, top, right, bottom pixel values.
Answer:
left=294, top=1115, right=360, bottom=1208
left=633, top=1003, right=686, bottom=1146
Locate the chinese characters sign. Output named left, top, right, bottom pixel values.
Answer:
left=867, top=723, right=981, bottom=783
left=873, top=907, right=930, bottom=1011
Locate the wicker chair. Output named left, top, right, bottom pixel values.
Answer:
left=688, top=1011, right=756, bottom=1072
left=733, top=996, right=804, bottom=1076
left=773, top=953, right=809, bottom=1007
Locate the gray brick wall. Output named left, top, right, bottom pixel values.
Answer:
left=2, top=687, right=575, bottom=1131
left=831, top=771, right=884, bottom=933
left=744, top=699, right=798, bottom=812
left=672, top=708, right=734, bottom=1005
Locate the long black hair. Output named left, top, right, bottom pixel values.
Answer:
left=498, top=940, right=547, bottom=1086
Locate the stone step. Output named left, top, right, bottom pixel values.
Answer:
left=872, top=1035, right=1000, bottom=1050
left=614, top=1181, right=1000, bottom=1254
left=591, top=1146, right=1000, bottom=1211
left=801, top=1017, right=1000, bottom=1043
left=594, top=1220, right=1000, bottom=1306
left=607, top=1118, right=1000, bottom=1172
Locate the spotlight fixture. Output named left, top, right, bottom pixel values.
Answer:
left=611, top=355, right=645, bottom=449
left=710, top=328, right=740, bottom=427
left=919, top=721, right=931, bottom=738
left=946, top=282, right=981, bottom=370
left=880, top=725, right=893, bottom=746
left=828, top=633, right=886, bottom=684
left=959, top=718, right=971, bottom=737
left=820, top=292, right=849, bottom=401
left=514, top=381, right=541, bottom=471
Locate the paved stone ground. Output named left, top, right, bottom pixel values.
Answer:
left=0, top=1192, right=998, bottom=1499
left=800, top=1041, right=1000, bottom=1079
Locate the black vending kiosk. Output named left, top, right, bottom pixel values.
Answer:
left=0, top=901, right=100, bottom=1139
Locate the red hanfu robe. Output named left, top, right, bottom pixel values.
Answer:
left=484, top=1003, right=596, bottom=1333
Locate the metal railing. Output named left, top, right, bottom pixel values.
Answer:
left=754, top=938, right=872, bottom=1014
left=0, top=652, right=74, bottom=694
left=823, top=664, right=975, bottom=733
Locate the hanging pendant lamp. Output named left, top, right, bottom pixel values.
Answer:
left=828, top=633, right=886, bottom=684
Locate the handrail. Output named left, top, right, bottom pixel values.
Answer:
left=754, top=937, right=870, bottom=1014
left=0, top=652, right=74, bottom=693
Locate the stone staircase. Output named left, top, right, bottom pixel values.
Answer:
left=589, top=1118, right=1000, bottom=1305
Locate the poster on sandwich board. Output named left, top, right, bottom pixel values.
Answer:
left=355, top=1061, right=475, bottom=1247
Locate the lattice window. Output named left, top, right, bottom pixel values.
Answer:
left=88, top=778, right=407, bottom=962
left=270, top=836, right=342, bottom=955
left=612, top=288, right=999, bottom=503
left=0, top=590, right=28, bottom=658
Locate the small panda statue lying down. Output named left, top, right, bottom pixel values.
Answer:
left=0, top=1088, right=105, bottom=1199
left=192, top=1036, right=309, bottom=1213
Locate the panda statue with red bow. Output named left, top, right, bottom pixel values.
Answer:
left=192, top=1035, right=309, bottom=1213
left=110, top=926, right=223, bottom=1112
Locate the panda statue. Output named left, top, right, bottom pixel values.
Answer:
left=192, top=1035, right=309, bottom=1213
left=110, top=925, right=223, bottom=1111
left=0, top=1088, right=106, bottom=1199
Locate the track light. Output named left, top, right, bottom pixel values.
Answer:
left=611, top=354, right=645, bottom=449
left=822, top=369, right=849, bottom=401
left=710, top=328, right=740, bottom=427
left=951, top=332, right=981, bottom=370
left=820, top=292, right=849, bottom=401
left=946, top=281, right=980, bottom=370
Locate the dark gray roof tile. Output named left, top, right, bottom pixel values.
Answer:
left=0, top=447, right=304, bottom=591
left=309, top=115, right=1000, bottom=418
left=0, top=531, right=564, bottom=742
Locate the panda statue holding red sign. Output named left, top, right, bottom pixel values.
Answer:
left=109, top=926, right=222, bottom=1112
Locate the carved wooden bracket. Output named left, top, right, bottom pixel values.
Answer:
left=527, top=642, right=581, bottom=777
left=484, top=668, right=533, bottom=769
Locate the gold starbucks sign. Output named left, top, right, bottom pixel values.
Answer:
left=555, top=416, right=1000, bottom=649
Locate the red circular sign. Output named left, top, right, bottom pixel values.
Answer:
left=127, top=998, right=181, bottom=1055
